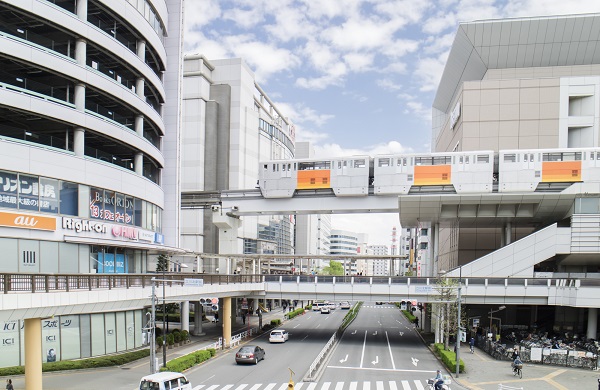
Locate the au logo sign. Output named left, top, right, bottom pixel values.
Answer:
left=0, top=211, right=56, bottom=231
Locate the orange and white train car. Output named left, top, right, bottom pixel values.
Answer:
left=498, top=148, right=600, bottom=192
left=373, top=151, right=494, bottom=194
left=259, top=156, right=370, bottom=198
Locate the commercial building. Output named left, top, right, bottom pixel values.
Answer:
left=0, top=0, right=184, bottom=366
left=179, top=56, right=296, bottom=273
left=425, top=13, right=600, bottom=336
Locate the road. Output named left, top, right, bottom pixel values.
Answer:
left=186, top=307, right=345, bottom=387
left=319, top=303, right=444, bottom=389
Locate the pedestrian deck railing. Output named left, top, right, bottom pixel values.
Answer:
left=3, top=273, right=600, bottom=294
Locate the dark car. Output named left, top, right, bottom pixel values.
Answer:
left=235, top=345, right=265, bottom=364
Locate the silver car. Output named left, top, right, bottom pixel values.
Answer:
left=269, top=329, right=289, bottom=343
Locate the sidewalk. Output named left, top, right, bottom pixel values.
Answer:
left=442, top=341, right=600, bottom=390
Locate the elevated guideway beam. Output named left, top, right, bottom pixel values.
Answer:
left=219, top=189, right=400, bottom=215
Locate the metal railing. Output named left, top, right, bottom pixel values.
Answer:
left=3, top=273, right=600, bottom=294
left=305, top=332, right=336, bottom=381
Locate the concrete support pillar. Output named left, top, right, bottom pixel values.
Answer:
left=505, top=222, right=512, bottom=246
left=222, top=297, right=232, bottom=348
left=252, top=299, right=259, bottom=314
left=24, top=318, right=42, bottom=390
left=136, top=77, right=145, bottom=98
left=137, top=40, right=146, bottom=60
left=135, top=115, right=144, bottom=137
left=432, top=223, right=439, bottom=277
left=587, top=308, right=598, bottom=340
left=134, top=153, right=143, bottom=175
left=74, top=83, right=85, bottom=111
left=76, top=0, right=87, bottom=20
left=213, top=213, right=241, bottom=274
left=181, top=301, right=190, bottom=332
left=74, top=127, right=85, bottom=157
left=192, top=302, right=204, bottom=336
left=75, top=38, right=86, bottom=65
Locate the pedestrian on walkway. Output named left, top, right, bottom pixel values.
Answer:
left=6, top=379, right=13, bottom=390
left=242, top=313, right=246, bottom=324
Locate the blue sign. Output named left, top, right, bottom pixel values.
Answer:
left=154, top=233, right=164, bottom=244
left=97, top=253, right=128, bottom=274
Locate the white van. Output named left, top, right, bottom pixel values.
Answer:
left=139, top=372, right=192, bottom=390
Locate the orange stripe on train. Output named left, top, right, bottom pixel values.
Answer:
left=414, top=165, right=452, bottom=186
left=297, top=170, right=331, bottom=189
left=542, top=161, right=581, bottom=182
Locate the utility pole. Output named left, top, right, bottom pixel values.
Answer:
left=150, top=279, right=157, bottom=373
left=455, top=283, right=462, bottom=378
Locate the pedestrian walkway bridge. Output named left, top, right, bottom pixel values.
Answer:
left=0, top=273, right=597, bottom=322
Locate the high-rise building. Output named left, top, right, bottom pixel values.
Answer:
left=367, top=244, right=389, bottom=276
left=0, top=0, right=184, bottom=365
left=180, top=56, right=295, bottom=272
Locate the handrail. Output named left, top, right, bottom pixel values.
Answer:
left=305, top=332, right=336, bottom=381
left=1, top=273, right=599, bottom=294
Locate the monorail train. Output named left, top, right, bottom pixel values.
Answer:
left=258, top=148, right=600, bottom=198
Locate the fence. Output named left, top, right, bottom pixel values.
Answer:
left=481, top=337, right=598, bottom=370
left=305, top=332, right=337, bottom=381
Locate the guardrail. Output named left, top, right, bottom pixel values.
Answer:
left=305, top=332, right=336, bottom=382
left=1, top=272, right=599, bottom=294
left=229, top=327, right=259, bottom=349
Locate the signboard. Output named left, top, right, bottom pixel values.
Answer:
left=415, top=286, right=433, bottom=294
left=0, top=211, right=56, bottom=231
left=184, top=278, right=204, bottom=287
left=473, top=318, right=480, bottom=328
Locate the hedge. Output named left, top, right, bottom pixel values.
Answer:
left=434, top=343, right=464, bottom=373
left=0, top=349, right=151, bottom=376
left=286, top=307, right=305, bottom=320
left=162, top=349, right=215, bottom=372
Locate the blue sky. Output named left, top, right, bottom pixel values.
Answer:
left=183, top=1, right=600, bottom=246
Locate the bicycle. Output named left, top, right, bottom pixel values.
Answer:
left=512, top=362, right=523, bottom=379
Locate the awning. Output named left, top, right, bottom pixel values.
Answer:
left=63, top=235, right=188, bottom=254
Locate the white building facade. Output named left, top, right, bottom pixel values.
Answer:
left=0, top=0, right=184, bottom=366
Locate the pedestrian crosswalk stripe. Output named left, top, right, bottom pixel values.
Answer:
left=193, top=381, right=431, bottom=390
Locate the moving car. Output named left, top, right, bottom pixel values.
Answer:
left=235, top=345, right=265, bottom=364
left=320, top=306, right=330, bottom=314
left=340, top=301, right=351, bottom=309
left=269, top=329, right=289, bottom=343
left=139, top=372, right=192, bottom=390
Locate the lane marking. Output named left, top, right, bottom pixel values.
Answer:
left=334, top=382, right=344, bottom=390
left=360, top=330, right=367, bottom=368
left=293, top=324, right=300, bottom=328
left=321, top=382, right=331, bottom=390
left=385, top=331, right=396, bottom=370
left=352, top=330, right=357, bottom=335
left=221, top=385, right=233, bottom=390
left=248, top=385, right=262, bottom=390
left=372, top=356, right=379, bottom=365
left=400, top=381, right=410, bottom=390
left=376, top=381, right=384, bottom=390
left=326, top=366, right=437, bottom=374
left=263, top=384, right=277, bottom=390
left=233, top=384, right=248, bottom=390
left=388, top=381, right=398, bottom=390
left=414, top=381, right=425, bottom=390
left=340, top=354, right=348, bottom=363
left=411, top=357, right=419, bottom=367
left=295, top=384, right=304, bottom=390
left=363, top=380, right=370, bottom=390
left=349, top=382, right=357, bottom=390
left=305, top=383, right=317, bottom=390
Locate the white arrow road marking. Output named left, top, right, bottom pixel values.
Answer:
left=378, top=321, right=382, bottom=326
left=399, top=332, right=404, bottom=336
left=411, top=357, right=419, bottom=366
left=352, top=330, right=357, bottom=335
left=293, top=324, right=300, bottom=328
left=340, top=354, right=348, bottom=363
left=372, top=356, right=379, bottom=365
left=373, top=331, right=378, bottom=336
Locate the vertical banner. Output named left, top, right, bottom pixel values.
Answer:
left=0, top=321, right=20, bottom=367
left=42, top=318, right=60, bottom=363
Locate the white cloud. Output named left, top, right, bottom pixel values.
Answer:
left=414, top=53, right=449, bottom=92
left=502, top=0, right=600, bottom=17
left=377, top=78, right=403, bottom=91
left=313, top=140, right=412, bottom=159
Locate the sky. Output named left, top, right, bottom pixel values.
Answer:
left=183, top=1, right=600, bottom=246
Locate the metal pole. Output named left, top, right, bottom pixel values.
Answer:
left=162, top=264, right=167, bottom=368
left=456, top=284, right=462, bottom=378
left=150, top=279, right=156, bottom=373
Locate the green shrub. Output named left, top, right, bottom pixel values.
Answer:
left=174, top=332, right=182, bottom=343
left=181, top=330, right=190, bottom=341
left=167, top=333, right=175, bottom=346
left=270, top=319, right=281, bottom=326
left=162, top=349, right=214, bottom=372
left=156, top=336, right=164, bottom=348
left=434, top=343, right=464, bottom=373
left=0, top=349, right=150, bottom=376
left=286, top=307, right=305, bottom=319
left=401, top=309, right=417, bottom=322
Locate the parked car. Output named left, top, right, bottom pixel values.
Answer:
left=320, top=306, right=331, bottom=314
left=376, top=301, right=383, bottom=305
left=235, top=345, right=265, bottom=364
left=269, top=329, right=289, bottom=343
left=340, top=301, right=351, bottom=309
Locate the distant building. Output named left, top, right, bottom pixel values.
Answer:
left=368, top=245, right=389, bottom=276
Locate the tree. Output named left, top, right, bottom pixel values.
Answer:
left=156, top=254, right=169, bottom=272
left=433, top=276, right=466, bottom=351
left=320, top=260, right=344, bottom=276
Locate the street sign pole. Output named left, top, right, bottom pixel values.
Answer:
left=150, top=279, right=156, bottom=373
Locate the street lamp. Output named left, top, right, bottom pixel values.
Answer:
left=488, top=305, right=507, bottom=339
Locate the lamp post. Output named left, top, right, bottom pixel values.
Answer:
left=162, top=259, right=167, bottom=368
left=488, top=305, right=507, bottom=339
left=455, top=266, right=462, bottom=378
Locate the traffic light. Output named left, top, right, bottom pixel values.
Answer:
left=212, top=304, right=219, bottom=311
left=411, top=307, right=417, bottom=312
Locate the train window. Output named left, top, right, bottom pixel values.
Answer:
left=288, top=164, right=291, bottom=171
left=294, top=163, right=297, bottom=170
left=459, top=156, right=463, bottom=164
left=407, top=174, right=413, bottom=182
left=503, top=154, right=516, bottom=163
left=379, top=158, right=390, bottom=167
left=263, top=164, right=268, bottom=170
left=477, top=155, right=490, bottom=163
left=273, top=164, right=276, bottom=172
left=338, top=161, right=342, bottom=169
left=403, top=158, right=407, bottom=166
left=432, top=156, right=451, bottom=165
left=354, top=159, right=366, bottom=168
